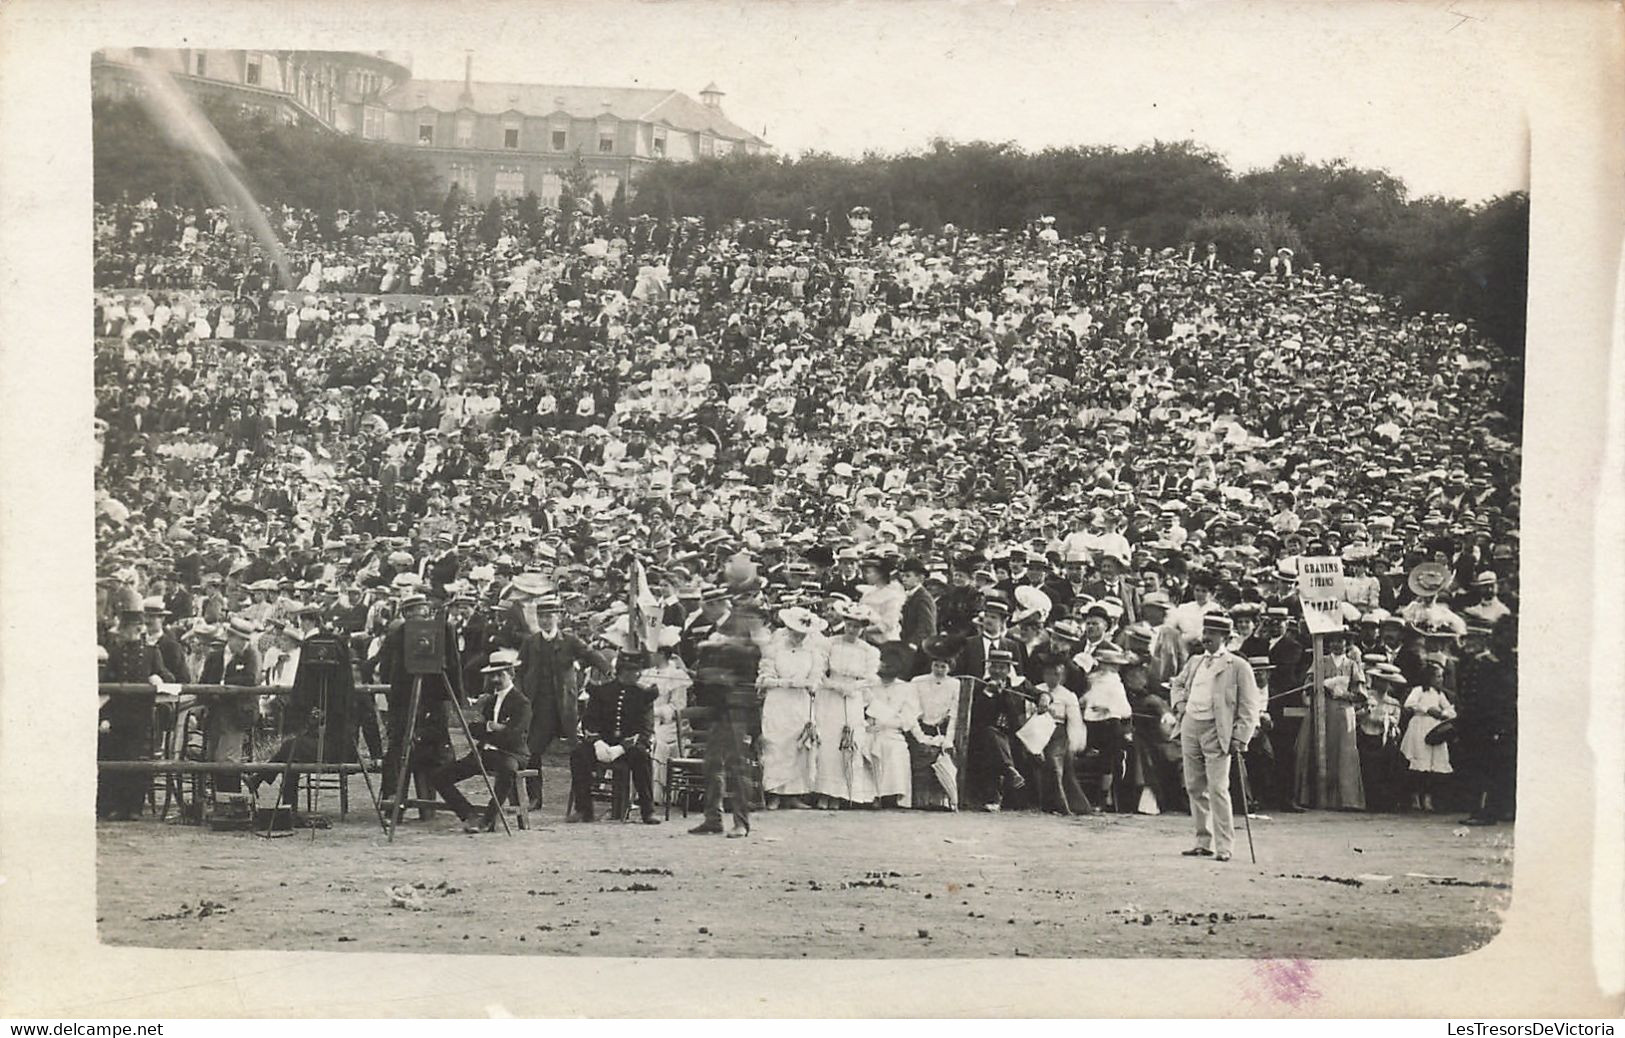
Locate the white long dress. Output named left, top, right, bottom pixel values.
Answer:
left=865, top=679, right=922, bottom=805
left=1399, top=686, right=1455, bottom=774
left=758, top=630, right=826, bottom=795
left=643, top=657, right=691, bottom=800
left=815, top=637, right=879, bottom=803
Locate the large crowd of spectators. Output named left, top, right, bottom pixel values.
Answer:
left=94, top=195, right=1519, bottom=829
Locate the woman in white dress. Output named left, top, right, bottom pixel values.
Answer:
left=865, top=642, right=926, bottom=807
left=757, top=607, right=827, bottom=807
left=815, top=604, right=880, bottom=808
left=908, top=639, right=962, bottom=810
left=1399, top=660, right=1456, bottom=812
left=643, top=629, right=691, bottom=804
left=858, top=556, right=905, bottom=643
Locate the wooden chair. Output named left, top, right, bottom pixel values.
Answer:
left=663, top=707, right=765, bottom=819
left=154, top=703, right=206, bottom=822
left=565, top=759, right=632, bottom=821
left=663, top=708, right=709, bottom=820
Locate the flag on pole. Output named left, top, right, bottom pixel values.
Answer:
left=627, top=558, right=661, bottom=652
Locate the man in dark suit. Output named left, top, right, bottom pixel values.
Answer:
left=518, top=593, right=608, bottom=808
left=567, top=652, right=661, bottom=824
left=1263, top=606, right=1308, bottom=811
left=678, top=585, right=730, bottom=669
left=378, top=593, right=465, bottom=803
left=141, top=596, right=191, bottom=683
left=431, top=649, right=532, bottom=832
left=952, top=599, right=1029, bottom=681
left=897, top=558, right=938, bottom=670
left=197, top=616, right=262, bottom=794
left=965, top=647, right=1036, bottom=811
left=1081, top=549, right=1140, bottom=626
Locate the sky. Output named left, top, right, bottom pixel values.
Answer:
left=392, top=0, right=1532, bottom=204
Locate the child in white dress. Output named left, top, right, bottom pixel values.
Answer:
left=1399, top=661, right=1456, bottom=812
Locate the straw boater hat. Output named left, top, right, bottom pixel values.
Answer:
left=398, top=593, right=430, bottom=612
left=1094, top=646, right=1137, bottom=667
left=1202, top=613, right=1235, bottom=636
left=481, top=648, right=520, bottom=674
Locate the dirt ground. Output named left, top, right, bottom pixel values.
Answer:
left=98, top=759, right=1512, bottom=959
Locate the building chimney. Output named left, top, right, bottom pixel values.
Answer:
left=459, top=50, right=474, bottom=106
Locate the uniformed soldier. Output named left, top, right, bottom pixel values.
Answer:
left=99, top=594, right=174, bottom=820
left=567, top=651, right=661, bottom=824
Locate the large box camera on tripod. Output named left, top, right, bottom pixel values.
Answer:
left=403, top=618, right=447, bottom=676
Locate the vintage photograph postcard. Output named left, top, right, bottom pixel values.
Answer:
left=0, top=0, right=1619, bottom=1020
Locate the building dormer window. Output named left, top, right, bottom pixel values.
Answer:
left=245, top=56, right=261, bottom=86
left=456, top=113, right=475, bottom=147
left=418, top=122, right=434, bottom=144
left=652, top=126, right=667, bottom=156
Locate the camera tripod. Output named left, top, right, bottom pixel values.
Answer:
left=255, top=648, right=387, bottom=840
left=382, top=671, right=512, bottom=840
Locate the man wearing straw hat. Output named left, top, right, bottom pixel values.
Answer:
left=430, top=648, right=532, bottom=833
left=1170, top=613, right=1263, bottom=861
left=518, top=592, right=609, bottom=809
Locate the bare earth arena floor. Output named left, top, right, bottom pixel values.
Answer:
left=98, top=757, right=1512, bottom=959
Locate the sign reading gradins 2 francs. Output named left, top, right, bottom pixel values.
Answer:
left=1296, top=556, right=1346, bottom=635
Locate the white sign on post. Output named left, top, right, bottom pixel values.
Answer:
left=1295, top=556, right=1347, bottom=634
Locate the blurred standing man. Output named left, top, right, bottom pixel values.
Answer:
left=1170, top=614, right=1263, bottom=862
left=689, top=583, right=764, bottom=838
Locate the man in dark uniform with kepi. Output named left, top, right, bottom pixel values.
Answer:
left=99, top=594, right=173, bottom=820
left=567, top=650, right=662, bottom=824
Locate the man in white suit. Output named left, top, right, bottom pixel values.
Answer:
left=1170, top=612, right=1263, bottom=862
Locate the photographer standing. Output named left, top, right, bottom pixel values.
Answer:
left=379, top=592, right=464, bottom=806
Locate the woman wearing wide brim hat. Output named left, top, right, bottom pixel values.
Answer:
left=758, top=607, right=828, bottom=808
left=814, top=603, right=880, bottom=809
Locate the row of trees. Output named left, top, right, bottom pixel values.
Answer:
left=94, top=97, right=441, bottom=215
left=631, top=140, right=1528, bottom=358
left=93, top=98, right=1527, bottom=357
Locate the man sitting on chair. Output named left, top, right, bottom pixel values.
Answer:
left=568, top=650, right=662, bottom=825
left=430, top=648, right=531, bottom=833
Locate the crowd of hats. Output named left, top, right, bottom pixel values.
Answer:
left=92, top=198, right=1519, bottom=642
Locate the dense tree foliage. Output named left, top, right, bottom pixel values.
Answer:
left=94, top=97, right=439, bottom=217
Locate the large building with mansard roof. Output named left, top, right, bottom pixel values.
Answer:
left=92, top=49, right=769, bottom=204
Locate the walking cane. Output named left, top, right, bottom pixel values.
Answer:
left=1235, top=754, right=1257, bottom=864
